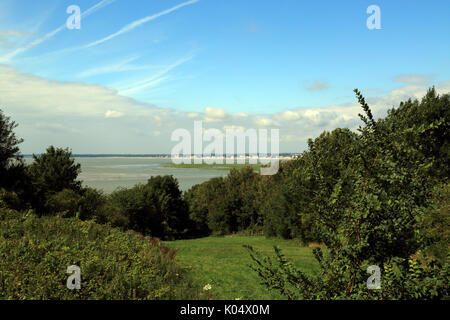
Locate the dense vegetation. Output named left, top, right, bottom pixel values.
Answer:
left=0, top=208, right=207, bottom=299
left=0, top=87, right=448, bottom=299
left=245, top=88, right=449, bottom=299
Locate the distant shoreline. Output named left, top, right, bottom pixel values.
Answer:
left=22, top=153, right=299, bottom=159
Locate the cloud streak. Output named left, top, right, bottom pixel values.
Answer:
left=76, top=56, right=160, bottom=78
left=0, top=0, right=117, bottom=62
left=84, top=0, right=200, bottom=48
left=118, top=55, right=194, bottom=94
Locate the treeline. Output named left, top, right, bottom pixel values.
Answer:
left=187, top=88, right=449, bottom=247
left=0, top=147, right=193, bottom=241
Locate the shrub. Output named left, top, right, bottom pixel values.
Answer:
left=46, top=189, right=82, bottom=217
left=27, top=146, right=81, bottom=214
left=93, top=201, right=129, bottom=230
left=78, top=187, right=106, bottom=221
left=0, top=188, right=23, bottom=210
left=247, top=88, right=450, bottom=299
left=188, top=166, right=263, bottom=236
left=108, top=176, right=191, bottom=240
left=0, top=208, right=208, bottom=300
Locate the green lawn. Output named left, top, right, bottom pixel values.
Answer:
left=163, top=236, right=319, bottom=300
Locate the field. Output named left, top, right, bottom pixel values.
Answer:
left=164, top=236, right=320, bottom=300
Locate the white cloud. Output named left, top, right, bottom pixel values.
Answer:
left=204, top=106, right=229, bottom=123
left=392, top=74, right=432, bottom=84
left=233, top=112, right=249, bottom=118
left=223, top=125, right=245, bottom=131
left=254, top=117, right=278, bottom=127
left=280, top=135, right=305, bottom=142
left=277, top=110, right=300, bottom=121
left=187, top=112, right=200, bottom=118
left=1, top=64, right=448, bottom=154
left=105, top=110, right=124, bottom=118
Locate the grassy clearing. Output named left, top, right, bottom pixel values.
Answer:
left=163, top=236, right=320, bottom=300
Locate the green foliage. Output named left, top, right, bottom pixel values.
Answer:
left=0, top=188, right=22, bottom=210
left=0, top=109, right=26, bottom=193
left=27, top=146, right=81, bottom=214
left=183, top=178, right=222, bottom=237
left=185, top=166, right=263, bottom=236
left=46, top=189, right=82, bottom=217
left=0, top=208, right=208, bottom=300
left=246, top=88, right=449, bottom=299
left=146, top=175, right=191, bottom=239
left=92, top=201, right=129, bottom=229
left=108, top=175, right=191, bottom=240
left=77, top=187, right=106, bottom=221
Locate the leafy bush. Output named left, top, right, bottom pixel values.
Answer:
left=46, top=189, right=82, bottom=217
left=77, top=187, right=107, bottom=221
left=0, top=188, right=23, bottom=210
left=0, top=208, right=208, bottom=300
left=246, top=88, right=449, bottom=299
left=27, top=146, right=81, bottom=214
left=108, top=175, right=191, bottom=240
left=92, top=201, right=129, bottom=230
left=185, top=166, right=264, bottom=236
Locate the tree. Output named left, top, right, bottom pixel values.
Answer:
left=27, top=146, right=81, bottom=213
left=184, top=177, right=225, bottom=237
left=247, top=88, right=449, bottom=299
left=109, top=175, right=191, bottom=240
left=145, top=175, right=191, bottom=239
left=0, top=109, right=25, bottom=191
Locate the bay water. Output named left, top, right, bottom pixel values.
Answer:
left=25, top=156, right=229, bottom=193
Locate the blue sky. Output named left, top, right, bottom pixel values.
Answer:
left=0, top=0, right=449, bottom=153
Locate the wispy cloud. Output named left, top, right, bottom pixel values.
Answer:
left=0, top=30, right=34, bottom=37
left=77, top=56, right=160, bottom=78
left=0, top=0, right=117, bottom=62
left=0, top=29, right=34, bottom=49
left=85, top=0, right=200, bottom=48
left=392, top=74, right=432, bottom=84
left=305, top=80, right=329, bottom=91
left=119, top=55, right=194, bottom=94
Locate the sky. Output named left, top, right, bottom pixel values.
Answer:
left=0, top=0, right=449, bottom=154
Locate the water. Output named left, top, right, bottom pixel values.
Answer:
left=25, top=157, right=229, bottom=193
